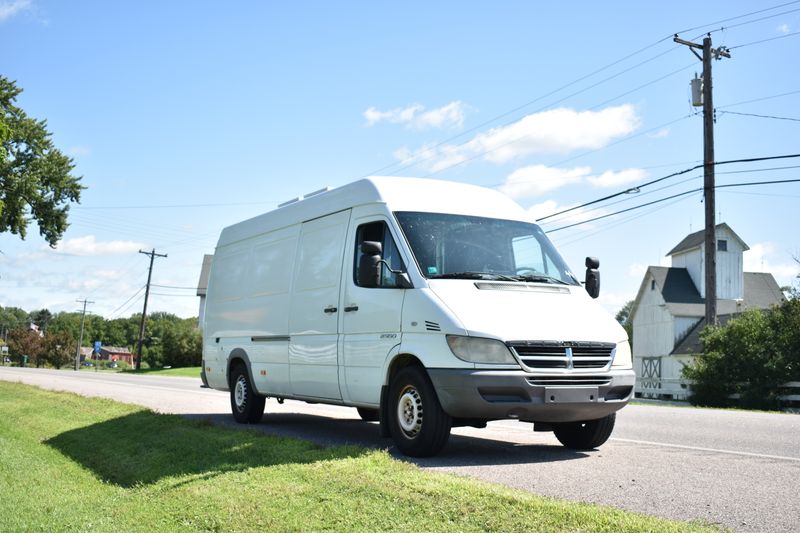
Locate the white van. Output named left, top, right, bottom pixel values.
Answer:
left=202, top=177, right=634, bottom=457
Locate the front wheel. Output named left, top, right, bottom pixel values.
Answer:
left=388, top=366, right=452, bottom=457
left=553, top=413, right=616, bottom=450
left=229, top=364, right=265, bottom=424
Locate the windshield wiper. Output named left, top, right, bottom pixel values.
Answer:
left=429, top=271, right=518, bottom=281
left=513, top=274, right=570, bottom=285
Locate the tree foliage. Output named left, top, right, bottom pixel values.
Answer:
left=1, top=76, right=84, bottom=246
left=7, top=328, right=44, bottom=366
left=682, top=299, right=800, bottom=410
left=615, top=300, right=634, bottom=343
left=42, top=330, right=76, bottom=368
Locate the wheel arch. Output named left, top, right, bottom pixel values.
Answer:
left=226, top=348, right=260, bottom=394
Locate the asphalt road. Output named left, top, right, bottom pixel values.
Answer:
left=2, top=366, right=798, bottom=532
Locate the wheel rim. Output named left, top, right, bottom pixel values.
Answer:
left=397, top=385, right=423, bottom=438
left=234, top=375, right=247, bottom=411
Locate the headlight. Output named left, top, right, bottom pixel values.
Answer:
left=446, top=335, right=517, bottom=365
left=611, top=340, right=632, bottom=368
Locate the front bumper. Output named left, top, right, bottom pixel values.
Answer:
left=428, top=368, right=635, bottom=423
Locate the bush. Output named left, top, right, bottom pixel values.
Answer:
left=683, top=299, right=800, bottom=410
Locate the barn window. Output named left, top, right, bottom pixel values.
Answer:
left=717, top=239, right=728, bottom=252
left=651, top=279, right=655, bottom=290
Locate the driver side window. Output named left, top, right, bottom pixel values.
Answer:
left=354, top=221, right=404, bottom=288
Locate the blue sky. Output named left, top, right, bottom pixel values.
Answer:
left=1, top=0, right=799, bottom=319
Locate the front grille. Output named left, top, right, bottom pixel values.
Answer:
left=508, top=341, right=615, bottom=371
left=527, top=376, right=612, bottom=386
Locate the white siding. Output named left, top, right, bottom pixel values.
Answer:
left=672, top=249, right=703, bottom=296
left=632, top=272, right=675, bottom=358
left=715, top=225, right=744, bottom=300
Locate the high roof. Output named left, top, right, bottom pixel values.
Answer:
left=217, top=176, right=530, bottom=248
left=666, top=222, right=749, bottom=256
left=644, top=267, right=784, bottom=318
left=196, top=254, right=213, bottom=296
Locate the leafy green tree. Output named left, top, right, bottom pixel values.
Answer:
left=161, top=319, right=202, bottom=367
left=42, top=330, right=76, bottom=368
left=29, top=308, right=53, bottom=332
left=7, top=327, right=44, bottom=366
left=1, top=76, right=84, bottom=246
left=683, top=300, right=800, bottom=410
left=0, top=305, right=29, bottom=336
left=615, top=300, right=633, bottom=343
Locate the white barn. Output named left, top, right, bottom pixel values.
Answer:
left=630, top=223, right=784, bottom=399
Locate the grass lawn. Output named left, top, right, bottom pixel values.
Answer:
left=0, top=382, right=724, bottom=532
left=121, top=366, right=201, bottom=378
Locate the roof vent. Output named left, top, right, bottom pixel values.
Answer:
left=425, top=321, right=441, bottom=332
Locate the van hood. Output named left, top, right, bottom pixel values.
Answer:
left=427, top=279, right=626, bottom=343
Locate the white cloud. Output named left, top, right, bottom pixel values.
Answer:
left=51, top=235, right=146, bottom=256
left=364, top=101, right=467, bottom=129
left=586, top=168, right=648, bottom=188
left=68, top=145, right=92, bottom=157
left=499, top=164, right=647, bottom=200
left=0, top=0, right=31, bottom=22
left=778, top=23, right=790, bottom=34
left=628, top=263, right=648, bottom=279
left=744, top=242, right=798, bottom=280
left=501, top=165, right=590, bottom=198
left=397, top=104, right=640, bottom=171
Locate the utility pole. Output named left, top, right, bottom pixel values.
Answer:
left=74, top=299, right=94, bottom=371
left=136, top=248, right=167, bottom=370
left=674, top=34, right=730, bottom=327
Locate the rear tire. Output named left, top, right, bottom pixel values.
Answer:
left=229, top=363, right=265, bottom=424
left=388, top=366, right=451, bottom=457
left=356, top=407, right=379, bottom=422
left=553, top=413, right=615, bottom=450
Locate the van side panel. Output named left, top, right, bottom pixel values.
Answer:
left=204, top=225, right=300, bottom=393
left=288, top=209, right=351, bottom=399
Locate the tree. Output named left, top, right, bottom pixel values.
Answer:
left=7, top=327, right=44, bottom=366
left=161, top=319, right=202, bottom=367
left=615, top=300, right=634, bottom=343
left=0, top=305, right=29, bottom=336
left=42, top=330, right=76, bottom=368
left=683, top=300, right=800, bottom=410
left=1, top=76, right=84, bottom=247
left=29, top=308, right=53, bottom=332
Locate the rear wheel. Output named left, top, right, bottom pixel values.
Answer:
left=388, top=366, right=451, bottom=457
left=356, top=407, right=379, bottom=422
left=553, top=413, right=615, bottom=450
left=229, top=363, right=265, bottom=424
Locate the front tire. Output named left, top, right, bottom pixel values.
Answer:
left=229, top=363, right=265, bottom=424
left=553, top=413, right=616, bottom=450
left=388, top=366, right=451, bottom=457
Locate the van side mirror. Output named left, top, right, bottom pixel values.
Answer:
left=584, top=256, right=600, bottom=299
left=358, top=241, right=383, bottom=287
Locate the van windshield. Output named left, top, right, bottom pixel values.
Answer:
left=394, top=212, right=579, bottom=285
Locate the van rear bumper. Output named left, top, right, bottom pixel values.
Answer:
left=428, top=368, right=635, bottom=423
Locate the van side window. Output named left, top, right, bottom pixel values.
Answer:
left=355, top=221, right=405, bottom=288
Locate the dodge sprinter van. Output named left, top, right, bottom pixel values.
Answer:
left=202, top=177, right=635, bottom=457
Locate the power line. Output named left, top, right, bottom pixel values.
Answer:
left=719, top=110, right=800, bottom=123
left=729, top=29, right=800, bottom=50
left=681, top=0, right=800, bottom=37
left=535, top=153, right=800, bottom=222
left=150, top=284, right=196, bottom=290
left=718, top=88, right=800, bottom=109
left=546, top=178, right=800, bottom=233
left=106, top=286, right=146, bottom=319
left=711, top=5, right=800, bottom=33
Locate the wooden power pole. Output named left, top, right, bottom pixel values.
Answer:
left=136, top=248, right=167, bottom=370
left=674, top=34, right=730, bottom=327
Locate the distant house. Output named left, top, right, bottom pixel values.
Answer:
left=196, top=254, right=213, bottom=327
left=630, top=223, right=784, bottom=399
left=97, top=346, right=134, bottom=365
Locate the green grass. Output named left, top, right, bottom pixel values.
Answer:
left=121, top=366, right=201, bottom=378
left=0, top=382, right=725, bottom=532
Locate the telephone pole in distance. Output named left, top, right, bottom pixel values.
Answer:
left=74, top=298, right=94, bottom=371
left=674, top=33, right=730, bottom=327
left=136, top=248, right=167, bottom=370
